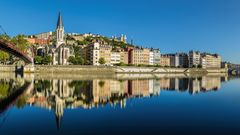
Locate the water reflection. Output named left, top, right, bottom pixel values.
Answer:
left=0, top=74, right=232, bottom=130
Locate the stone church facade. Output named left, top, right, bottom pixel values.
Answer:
left=50, top=13, right=73, bottom=65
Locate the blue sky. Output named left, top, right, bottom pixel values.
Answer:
left=0, top=0, right=240, bottom=63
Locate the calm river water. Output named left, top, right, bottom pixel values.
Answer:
left=0, top=73, right=240, bottom=135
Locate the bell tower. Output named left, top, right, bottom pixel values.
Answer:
left=56, top=12, right=65, bottom=47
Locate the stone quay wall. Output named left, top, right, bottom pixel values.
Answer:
left=0, top=65, right=228, bottom=74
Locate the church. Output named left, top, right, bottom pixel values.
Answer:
left=50, top=13, right=73, bottom=65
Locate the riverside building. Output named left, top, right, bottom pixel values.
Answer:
left=200, top=53, right=221, bottom=68
left=160, top=54, right=171, bottom=67
left=129, top=47, right=150, bottom=65
left=149, top=49, right=161, bottom=65
left=189, top=51, right=201, bottom=67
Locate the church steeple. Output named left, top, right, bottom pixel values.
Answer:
left=56, top=12, right=65, bottom=47
left=56, top=12, right=64, bottom=29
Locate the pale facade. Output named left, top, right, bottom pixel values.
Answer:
left=189, top=51, right=201, bottom=67
left=201, top=54, right=221, bottom=69
left=111, top=51, right=121, bottom=65
left=87, top=42, right=112, bottom=65
left=120, top=50, right=129, bottom=64
left=149, top=49, right=161, bottom=65
left=160, top=55, right=171, bottom=67
left=129, top=48, right=150, bottom=65
left=35, top=31, right=53, bottom=39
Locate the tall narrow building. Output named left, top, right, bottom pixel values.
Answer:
left=56, top=12, right=65, bottom=47
left=50, top=12, right=73, bottom=65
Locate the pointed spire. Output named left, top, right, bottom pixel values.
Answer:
left=56, top=12, right=64, bottom=29
left=55, top=114, right=62, bottom=130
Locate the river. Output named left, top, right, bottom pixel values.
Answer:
left=0, top=73, right=239, bottom=135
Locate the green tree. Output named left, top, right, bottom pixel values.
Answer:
left=42, top=55, right=52, bottom=65
left=0, top=34, right=11, bottom=41
left=0, top=51, right=10, bottom=64
left=68, top=56, right=84, bottom=65
left=34, top=55, right=52, bottom=65
left=34, top=56, right=43, bottom=64
left=99, top=57, right=106, bottom=65
left=11, top=35, right=29, bottom=53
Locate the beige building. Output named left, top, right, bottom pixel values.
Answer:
left=34, top=31, right=53, bottom=39
left=160, top=55, right=171, bottom=67
left=201, top=54, right=221, bottom=68
left=86, top=42, right=112, bottom=65
left=129, top=48, right=150, bottom=65
left=120, top=50, right=129, bottom=64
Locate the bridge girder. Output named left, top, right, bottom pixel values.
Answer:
left=0, top=39, right=33, bottom=64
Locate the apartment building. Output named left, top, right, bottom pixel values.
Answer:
left=129, top=48, right=150, bottom=65
left=200, top=54, right=221, bottom=68
left=178, top=53, right=189, bottom=68
left=86, top=42, right=112, bottom=65
left=189, top=51, right=201, bottom=67
left=160, top=55, right=171, bottom=67
left=149, top=49, right=161, bottom=65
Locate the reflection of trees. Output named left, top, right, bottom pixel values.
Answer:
left=34, top=80, right=51, bottom=92
left=0, top=82, right=9, bottom=98
left=15, top=95, right=27, bottom=109
left=68, top=81, right=93, bottom=104
left=0, top=79, right=20, bottom=99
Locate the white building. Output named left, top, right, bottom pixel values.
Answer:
left=149, top=49, right=161, bottom=65
left=111, top=52, right=121, bottom=65
left=189, top=51, right=201, bottom=67
left=89, top=42, right=100, bottom=66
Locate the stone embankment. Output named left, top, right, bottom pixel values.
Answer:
left=0, top=65, right=228, bottom=74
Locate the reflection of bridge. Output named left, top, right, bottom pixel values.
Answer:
left=0, top=39, right=33, bottom=64
left=229, top=66, right=240, bottom=75
left=0, top=80, right=33, bottom=115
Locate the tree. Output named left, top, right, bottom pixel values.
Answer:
left=0, top=51, right=10, bottom=64
left=0, top=34, right=11, bottom=41
left=68, top=56, right=76, bottom=65
left=197, top=64, right=202, bottom=68
left=42, top=55, right=52, bottom=65
left=68, top=56, right=84, bottom=65
left=99, top=57, right=106, bottom=65
left=11, top=35, right=29, bottom=53
left=34, top=56, right=43, bottom=64
left=34, top=55, right=52, bottom=65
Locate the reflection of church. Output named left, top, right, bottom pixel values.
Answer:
left=26, top=76, right=225, bottom=129
left=50, top=13, right=73, bottom=65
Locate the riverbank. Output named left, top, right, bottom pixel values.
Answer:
left=0, top=65, right=228, bottom=74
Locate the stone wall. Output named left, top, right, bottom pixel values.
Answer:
left=0, top=65, right=228, bottom=74
left=0, top=65, right=16, bottom=72
left=34, top=65, right=116, bottom=74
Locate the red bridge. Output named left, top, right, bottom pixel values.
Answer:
left=0, top=39, right=33, bottom=64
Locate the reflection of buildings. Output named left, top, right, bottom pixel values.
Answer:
left=159, top=77, right=222, bottom=95
left=26, top=76, right=224, bottom=129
